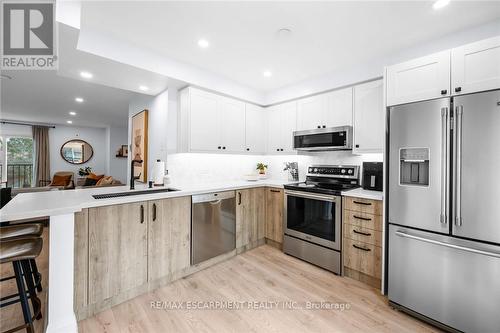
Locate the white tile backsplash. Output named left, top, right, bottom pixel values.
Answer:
left=167, top=152, right=382, bottom=183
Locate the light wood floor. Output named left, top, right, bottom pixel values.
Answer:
left=0, top=226, right=49, bottom=333
left=78, top=245, right=441, bottom=333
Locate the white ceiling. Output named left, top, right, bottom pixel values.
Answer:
left=1, top=23, right=187, bottom=128
left=1, top=70, right=136, bottom=128
left=58, top=24, right=186, bottom=96
left=80, top=1, right=500, bottom=92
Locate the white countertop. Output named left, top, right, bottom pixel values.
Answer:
left=1, top=179, right=385, bottom=222
left=341, top=187, right=384, bottom=201
left=0, top=179, right=290, bottom=222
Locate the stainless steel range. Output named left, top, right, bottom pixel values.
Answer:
left=283, top=165, right=360, bottom=274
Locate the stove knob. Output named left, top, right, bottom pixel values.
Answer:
left=308, top=167, right=313, bottom=173
left=314, top=168, right=318, bottom=173
left=341, top=169, right=346, bottom=174
left=348, top=169, right=353, bottom=174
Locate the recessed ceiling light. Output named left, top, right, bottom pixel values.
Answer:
left=263, top=70, right=273, bottom=78
left=69, top=111, right=77, bottom=116
left=139, top=85, right=149, bottom=91
left=80, top=71, right=93, bottom=79
left=198, top=39, right=210, bottom=48
left=433, top=0, right=450, bottom=10
left=75, top=97, right=84, bottom=103
left=66, top=120, right=73, bottom=124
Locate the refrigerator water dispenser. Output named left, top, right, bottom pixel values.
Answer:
left=400, top=148, right=429, bottom=186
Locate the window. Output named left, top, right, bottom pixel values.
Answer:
left=0, top=136, right=34, bottom=188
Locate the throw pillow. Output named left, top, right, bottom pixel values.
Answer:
left=87, top=173, right=104, bottom=181
left=51, top=174, right=72, bottom=186
left=84, top=178, right=98, bottom=186
left=96, top=176, right=114, bottom=186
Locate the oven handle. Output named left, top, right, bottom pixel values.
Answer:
left=284, top=190, right=339, bottom=202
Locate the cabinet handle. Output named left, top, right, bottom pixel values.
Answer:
left=140, top=205, right=144, bottom=224
left=353, top=200, right=371, bottom=206
left=152, top=203, right=157, bottom=221
left=441, top=89, right=447, bottom=95
left=353, top=229, right=371, bottom=236
left=238, top=192, right=242, bottom=205
left=270, top=189, right=281, bottom=193
left=218, top=146, right=221, bottom=149
left=455, top=87, right=462, bottom=93
left=353, top=244, right=371, bottom=252
left=353, top=215, right=371, bottom=221
left=355, top=144, right=360, bottom=148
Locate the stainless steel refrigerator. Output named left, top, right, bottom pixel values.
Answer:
left=388, top=90, right=500, bottom=333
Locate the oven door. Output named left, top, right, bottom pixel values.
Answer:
left=284, top=190, right=341, bottom=251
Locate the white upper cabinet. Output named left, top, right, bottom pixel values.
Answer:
left=245, top=104, right=266, bottom=153
left=267, top=101, right=297, bottom=153
left=219, top=96, right=246, bottom=153
left=325, top=87, right=353, bottom=127
left=353, top=80, right=384, bottom=154
left=386, top=50, right=450, bottom=106
left=296, top=87, right=352, bottom=131
left=451, top=36, right=500, bottom=96
left=189, top=88, right=219, bottom=151
left=281, top=101, right=298, bottom=153
left=179, top=87, right=245, bottom=153
left=297, top=94, right=327, bottom=130
left=266, top=105, right=283, bottom=153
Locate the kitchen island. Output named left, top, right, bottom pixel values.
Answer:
left=0, top=179, right=288, bottom=333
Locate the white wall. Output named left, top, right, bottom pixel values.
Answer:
left=167, top=152, right=382, bottom=184
left=49, top=125, right=108, bottom=178
left=106, top=126, right=128, bottom=183
left=128, top=90, right=170, bottom=184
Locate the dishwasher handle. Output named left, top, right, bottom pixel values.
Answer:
left=192, top=191, right=235, bottom=204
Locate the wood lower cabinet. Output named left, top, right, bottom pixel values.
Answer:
left=148, top=197, right=191, bottom=282
left=265, top=188, right=284, bottom=245
left=236, top=188, right=266, bottom=250
left=342, top=197, right=383, bottom=289
left=88, top=202, right=148, bottom=304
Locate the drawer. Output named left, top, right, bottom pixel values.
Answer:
left=343, top=238, right=381, bottom=279
left=343, top=210, right=382, bottom=231
left=344, top=223, right=382, bottom=247
left=344, top=197, right=382, bottom=215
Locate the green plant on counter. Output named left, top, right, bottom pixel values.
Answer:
left=256, top=163, right=268, bottom=174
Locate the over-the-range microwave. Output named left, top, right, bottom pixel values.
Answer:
left=293, top=126, right=353, bottom=151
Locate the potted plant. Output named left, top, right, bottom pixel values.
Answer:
left=256, top=163, right=268, bottom=175
left=78, top=166, right=92, bottom=177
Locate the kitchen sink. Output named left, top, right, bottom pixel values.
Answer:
left=92, top=188, right=179, bottom=200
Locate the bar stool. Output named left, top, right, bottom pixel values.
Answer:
left=0, top=224, right=44, bottom=292
left=0, top=237, right=43, bottom=333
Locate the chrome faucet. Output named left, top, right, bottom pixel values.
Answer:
left=130, top=159, right=143, bottom=190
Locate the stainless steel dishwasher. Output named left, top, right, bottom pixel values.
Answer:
left=191, top=191, right=236, bottom=265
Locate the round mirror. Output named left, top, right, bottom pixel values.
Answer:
left=60, top=139, right=94, bottom=164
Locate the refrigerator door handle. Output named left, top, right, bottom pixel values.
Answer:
left=455, top=106, right=463, bottom=227
left=395, top=230, right=500, bottom=258
left=440, top=107, right=449, bottom=224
